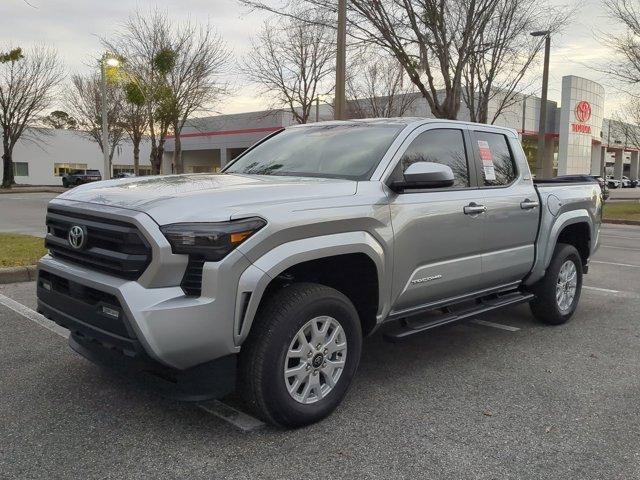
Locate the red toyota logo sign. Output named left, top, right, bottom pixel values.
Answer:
left=575, top=101, right=591, bottom=123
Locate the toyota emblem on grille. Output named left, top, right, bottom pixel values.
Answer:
left=68, top=225, right=87, bottom=250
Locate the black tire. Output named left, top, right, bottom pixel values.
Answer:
left=529, top=243, right=583, bottom=325
left=62, top=178, right=68, bottom=188
left=238, top=282, right=362, bottom=428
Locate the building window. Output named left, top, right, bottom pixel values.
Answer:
left=113, top=165, right=153, bottom=176
left=54, top=163, right=87, bottom=176
left=13, top=162, right=29, bottom=176
left=189, top=165, right=217, bottom=173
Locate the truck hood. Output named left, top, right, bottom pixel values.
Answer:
left=56, top=173, right=357, bottom=224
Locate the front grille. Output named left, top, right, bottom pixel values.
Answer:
left=45, top=207, right=151, bottom=280
left=181, top=257, right=205, bottom=296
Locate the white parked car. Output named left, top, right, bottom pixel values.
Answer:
left=606, top=176, right=621, bottom=189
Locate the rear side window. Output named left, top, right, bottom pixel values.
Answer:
left=474, top=132, right=517, bottom=186
left=397, top=129, right=470, bottom=187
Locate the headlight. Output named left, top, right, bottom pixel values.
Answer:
left=160, top=217, right=266, bottom=261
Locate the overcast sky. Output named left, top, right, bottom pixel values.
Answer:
left=0, top=0, right=627, bottom=116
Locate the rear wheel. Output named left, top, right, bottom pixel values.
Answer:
left=62, top=178, right=69, bottom=188
left=529, top=243, right=583, bottom=325
left=238, top=282, right=362, bottom=428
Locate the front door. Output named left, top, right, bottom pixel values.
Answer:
left=385, top=125, right=489, bottom=316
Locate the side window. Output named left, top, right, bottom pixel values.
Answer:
left=396, top=128, right=470, bottom=187
left=474, top=131, right=517, bottom=186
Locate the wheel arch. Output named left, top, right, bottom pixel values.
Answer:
left=234, top=232, right=388, bottom=345
left=525, top=210, right=593, bottom=286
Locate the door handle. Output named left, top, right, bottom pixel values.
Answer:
left=520, top=199, right=540, bottom=210
left=463, top=202, right=487, bottom=215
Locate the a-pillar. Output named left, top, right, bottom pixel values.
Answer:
left=613, top=149, right=624, bottom=180
left=630, top=151, right=639, bottom=182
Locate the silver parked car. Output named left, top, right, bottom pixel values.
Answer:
left=37, top=119, right=602, bottom=427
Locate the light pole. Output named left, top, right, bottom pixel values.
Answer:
left=531, top=30, right=551, bottom=178
left=334, top=0, right=347, bottom=120
left=100, top=54, right=120, bottom=180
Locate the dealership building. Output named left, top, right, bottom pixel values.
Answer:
left=9, top=75, right=640, bottom=185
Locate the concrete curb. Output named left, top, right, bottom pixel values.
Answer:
left=0, top=188, right=64, bottom=195
left=603, top=219, right=640, bottom=226
left=0, top=265, right=37, bottom=284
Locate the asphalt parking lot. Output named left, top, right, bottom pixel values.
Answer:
left=1, top=223, right=639, bottom=479
left=0, top=192, right=57, bottom=237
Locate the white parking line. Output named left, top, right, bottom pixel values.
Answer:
left=0, top=293, right=265, bottom=432
left=601, top=244, right=640, bottom=252
left=601, top=234, right=640, bottom=240
left=470, top=319, right=520, bottom=332
left=198, top=401, right=265, bottom=432
left=0, top=293, right=69, bottom=338
left=584, top=285, right=619, bottom=294
left=592, top=260, right=640, bottom=269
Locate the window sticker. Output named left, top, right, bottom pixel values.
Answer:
left=477, top=140, right=496, bottom=181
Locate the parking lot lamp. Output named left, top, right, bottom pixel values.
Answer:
left=100, top=54, right=121, bottom=180
left=531, top=30, right=551, bottom=178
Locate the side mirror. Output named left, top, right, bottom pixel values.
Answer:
left=391, top=162, right=455, bottom=191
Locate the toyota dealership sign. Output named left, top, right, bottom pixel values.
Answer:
left=572, top=101, right=592, bottom=134
left=558, top=76, right=604, bottom=175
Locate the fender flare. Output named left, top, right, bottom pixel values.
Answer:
left=233, top=231, right=387, bottom=345
left=525, top=209, right=592, bottom=286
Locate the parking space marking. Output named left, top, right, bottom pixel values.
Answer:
left=470, top=319, right=520, bottom=332
left=0, top=293, right=69, bottom=338
left=197, top=400, right=265, bottom=432
left=601, top=244, right=640, bottom=252
left=601, top=234, right=640, bottom=240
left=592, top=260, right=640, bottom=269
left=583, top=285, right=640, bottom=299
left=584, top=286, right=619, bottom=294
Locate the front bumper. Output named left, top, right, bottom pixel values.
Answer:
left=37, top=249, right=250, bottom=371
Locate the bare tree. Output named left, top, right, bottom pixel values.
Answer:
left=601, top=0, right=640, bottom=87
left=462, top=0, right=569, bottom=124
left=239, top=0, right=502, bottom=120
left=240, top=16, right=335, bottom=124
left=104, top=9, right=174, bottom=174
left=167, top=23, right=230, bottom=174
left=65, top=73, right=126, bottom=169
left=0, top=46, right=63, bottom=188
left=347, top=52, right=417, bottom=118
left=120, top=81, right=148, bottom=175
left=609, top=99, right=640, bottom=150
left=105, top=9, right=230, bottom=174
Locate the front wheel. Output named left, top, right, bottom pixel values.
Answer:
left=238, top=283, right=362, bottom=428
left=529, top=243, right=583, bottom=325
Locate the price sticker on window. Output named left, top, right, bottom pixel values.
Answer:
left=477, top=140, right=496, bottom=181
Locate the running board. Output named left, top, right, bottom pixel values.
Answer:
left=383, top=291, right=534, bottom=342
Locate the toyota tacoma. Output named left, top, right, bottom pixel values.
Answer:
left=37, top=119, right=602, bottom=427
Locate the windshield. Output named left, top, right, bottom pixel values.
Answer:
left=224, top=123, right=403, bottom=180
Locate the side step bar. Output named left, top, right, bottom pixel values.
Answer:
left=383, top=291, right=534, bottom=342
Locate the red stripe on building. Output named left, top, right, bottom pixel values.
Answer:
left=167, top=126, right=282, bottom=139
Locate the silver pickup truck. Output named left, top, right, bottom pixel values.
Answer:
left=37, top=118, right=602, bottom=427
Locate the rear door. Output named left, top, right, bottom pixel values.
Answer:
left=469, top=128, right=538, bottom=286
left=385, top=124, right=493, bottom=315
